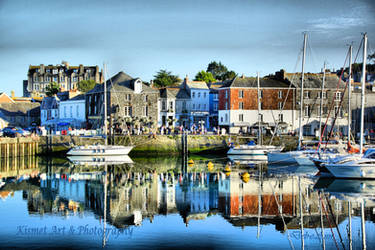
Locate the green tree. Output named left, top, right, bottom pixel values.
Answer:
left=45, top=82, right=59, bottom=96
left=153, top=69, right=181, bottom=88
left=206, top=61, right=228, bottom=80
left=222, top=70, right=237, bottom=80
left=206, top=61, right=237, bottom=81
left=78, top=79, right=96, bottom=92
left=194, top=70, right=216, bottom=83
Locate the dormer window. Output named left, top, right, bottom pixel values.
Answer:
left=134, top=79, right=142, bottom=94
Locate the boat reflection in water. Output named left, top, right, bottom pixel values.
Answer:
left=0, top=156, right=375, bottom=248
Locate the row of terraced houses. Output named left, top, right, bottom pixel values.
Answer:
left=2, top=62, right=375, bottom=136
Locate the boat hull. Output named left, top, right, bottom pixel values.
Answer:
left=325, top=164, right=375, bottom=179
left=227, top=145, right=282, bottom=156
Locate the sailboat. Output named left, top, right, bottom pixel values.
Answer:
left=268, top=33, right=314, bottom=165
left=324, top=33, right=375, bottom=179
left=67, top=64, right=133, bottom=156
left=227, top=72, right=283, bottom=157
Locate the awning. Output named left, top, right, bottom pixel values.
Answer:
left=232, top=122, right=251, bottom=127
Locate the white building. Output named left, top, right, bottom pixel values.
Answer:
left=59, top=94, right=86, bottom=128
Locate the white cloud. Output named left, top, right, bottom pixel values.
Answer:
left=308, top=17, right=364, bottom=33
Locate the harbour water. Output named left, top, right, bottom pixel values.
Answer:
left=0, top=155, right=375, bottom=249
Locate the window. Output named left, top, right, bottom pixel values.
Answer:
left=72, top=76, right=77, bottom=82
left=239, top=90, right=244, bottom=98
left=304, top=105, right=310, bottom=117
left=239, top=102, right=244, bottom=109
left=52, top=69, right=58, bottom=74
left=169, top=101, right=173, bottom=111
left=34, top=76, right=38, bottom=82
left=322, top=92, right=326, bottom=99
left=182, top=101, right=186, bottom=109
left=162, top=101, right=166, bottom=111
left=278, top=91, right=283, bottom=99
left=225, top=114, right=228, bottom=122
left=70, top=106, right=73, bottom=118
left=239, top=114, right=244, bottom=122
left=304, top=91, right=310, bottom=99
left=60, top=76, right=64, bottom=82
left=203, top=104, right=206, bottom=110
left=124, top=106, right=132, bottom=116
left=143, top=106, right=148, bottom=116
left=259, top=114, right=263, bottom=122
left=203, top=92, right=206, bottom=98
left=214, top=103, right=218, bottom=111
left=198, top=104, right=201, bottom=110
left=198, top=92, right=201, bottom=98
left=278, top=113, right=283, bottom=122
left=323, top=106, right=328, bottom=115
left=192, top=92, right=195, bottom=98
left=126, top=94, right=131, bottom=101
left=335, top=92, right=341, bottom=101
left=260, top=90, right=263, bottom=98
left=220, top=117, right=223, bottom=122
left=76, top=105, right=79, bottom=117
left=193, top=104, right=196, bottom=110
left=214, top=93, right=218, bottom=100
left=278, top=102, right=283, bottom=110
left=334, top=106, right=342, bottom=117
left=144, top=95, right=148, bottom=102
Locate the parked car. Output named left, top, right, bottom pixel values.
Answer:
left=2, top=127, right=30, bottom=137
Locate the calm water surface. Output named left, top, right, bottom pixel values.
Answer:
left=0, top=156, right=375, bottom=249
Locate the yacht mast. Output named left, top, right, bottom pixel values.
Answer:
left=319, top=62, right=326, bottom=143
left=360, top=33, right=367, bottom=153
left=257, top=72, right=262, bottom=145
left=348, top=45, right=353, bottom=143
left=298, top=33, right=307, bottom=150
left=103, top=63, right=108, bottom=146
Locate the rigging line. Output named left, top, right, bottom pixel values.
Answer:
left=318, top=49, right=350, bottom=150
left=269, top=49, right=303, bottom=144
left=320, top=37, right=364, bottom=149
left=319, top=192, right=340, bottom=250
left=300, top=186, right=322, bottom=243
left=324, top=193, right=346, bottom=250
left=268, top=181, right=295, bottom=250
left=307, top=36, right=320, bottom=73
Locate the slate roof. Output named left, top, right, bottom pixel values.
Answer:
left=221, top=76, right=290, bottom=88
left=87, top=72, right=158, bottom=94
left=160, top=87, right=190, bottom=99
left=0, top=103, right=40, bottom=117
left=186, top=81, right=209, bottom=90
left=283, top=72, right=345, bottom=89
left=41, top=96, right=59, bottom=109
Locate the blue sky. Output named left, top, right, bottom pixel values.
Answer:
left=0, top=0, right=374, bottom=96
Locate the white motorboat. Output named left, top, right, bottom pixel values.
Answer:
left=227, top=143, right=283, bottom=156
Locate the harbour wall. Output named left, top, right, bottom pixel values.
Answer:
left=0, top=135, right=297, bottom=157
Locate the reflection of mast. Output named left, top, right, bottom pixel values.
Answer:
left=257, top=165, right=262, bottom=239
left=102, top=164, right=108, bottom=248
left=319, top=192, right=325, bottom=250
left=361, top=200, right=366, bottom=250
left=298, top=177, right=304, bottom=250
left=348, top=201, right=352, bottom=250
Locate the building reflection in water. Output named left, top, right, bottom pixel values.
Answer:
left=1, top=155, right=375, bottom=247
